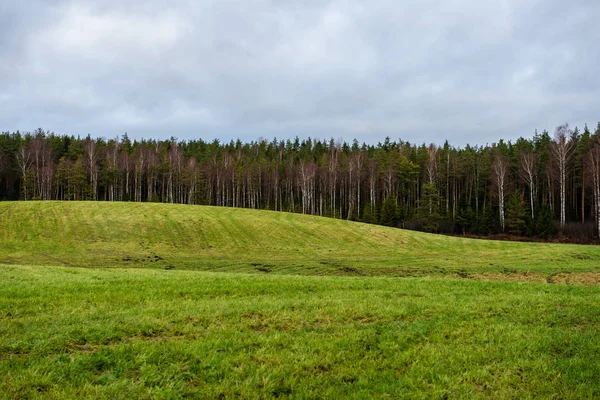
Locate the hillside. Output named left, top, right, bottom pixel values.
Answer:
left=1, top=201, right=599, bottom=282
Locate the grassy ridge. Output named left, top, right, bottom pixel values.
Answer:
left=1, top=201, right=599, bottom=280
left=1, top=265, right=599, bottom=398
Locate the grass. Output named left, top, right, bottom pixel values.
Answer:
left=1, top=201, right=600, bottom=398
left=1, top=201, right=600, bottom=282
left=1, top=265, right=599, bottom=399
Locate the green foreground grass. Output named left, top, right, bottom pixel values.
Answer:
left=1, top=265, right=599, bottom=399
left=1, top=201, right=600, bottom=282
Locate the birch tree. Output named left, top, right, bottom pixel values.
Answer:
left=586, top=139, right=600, bottom=236
left=492, top=155, right=508, bottom=231
left=551, top=124, right=574, bottom=228
left=16, top=143, right=32, bottom=200
left=83, top=137, right=99, bottom=200
left=520, top=152, right=537, bottom=219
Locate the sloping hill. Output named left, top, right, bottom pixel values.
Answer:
left=1, top=201, right=599, bottom=281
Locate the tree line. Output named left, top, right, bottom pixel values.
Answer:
left=2, top=123, right=600, bottom=241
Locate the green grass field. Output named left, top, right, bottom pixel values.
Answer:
left=1, top=202, right=600, bottom=398
left=1, top=201, right=600, bottom=282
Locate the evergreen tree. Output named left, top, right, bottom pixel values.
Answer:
left=456, top=196, right=475, bottom=234
left=536, top=204, right=555, bottom=239
left=361, top=204, right=376, bottom=224
left=379, top=196, right=398, bottom=227
left=506, top=191, right=527, bottom=235
left=479, top=205, right=496, bottom=235
left=418, top=182, right=441, bottom=232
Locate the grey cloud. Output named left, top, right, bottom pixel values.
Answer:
left=1, top=0, right=599, bottom=146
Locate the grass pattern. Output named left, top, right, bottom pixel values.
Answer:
left=1, top=201, right=599, bottom=281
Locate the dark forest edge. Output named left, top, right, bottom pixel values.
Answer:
left=1, top=122, right=600, bottom=243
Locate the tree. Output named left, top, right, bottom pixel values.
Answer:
left=506, top=191, right=527, bottom=235
left=0, top=149, right=6, bottom=176
left=586, top=138, right=600, bottom=237
left=16, top=142, right=32, bottom=200
left=492, top=155, right=509, bottom=231
left=426, top=143, right=438, bottom=184
left=536, top=204, right=555, bottom=239
left=105, top=139, right=121, bottom=201
left=298, top=160, right=317, bottom=214
left=456, top=195, right=475, bottom=235
left=3, top=126, right=600, bottom=240
left=83, top=137, right=99, bottom=200
left=379, top=195, right=397, bottom=227
left=520, top=151, right=537, bottom=219
left=367, top=159, right=378, bottom=216
left=418, top=182, right=441, bottom=232
left=551, top=124, right=575, bottom=229
left=361, top=203, right=377, bottom=224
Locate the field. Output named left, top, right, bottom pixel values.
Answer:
left=1, top=202, right=600, bottom=398
left=1, top=201, right=600, bottom=282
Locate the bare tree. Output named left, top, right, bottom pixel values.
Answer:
left=347, top=153, right=358, bottom=219
left=426, top=144, right=439, bottom=213
left=133, top=146, right=146, bottom=202
left=16, top=143, right=32, bottom=200
left=119, top=151, right=132, bottom=200
left=551, top=124, right=575, bottom=228
left=327, top=142, right=339, bottom=217
left=298, top=160, right=317, bottom=214
left=520, top=152, right=537, bottom=219
left=167, top=141, right=183, bottom=204
left=586, top=139, right=600, bottom=236
left=367, top=159, right=378, bottom=213
left=146, top=144, right=159, bottom=202
left=105, top=139, right=121, bottom=201
left=186, top=157, right=198, bottom=204
left=492, top=155, right=508, bottom=231
left=83, top=137, right=99, bottom=200
left=355, top=150, right=364, bottom=217
left=426, top=143, right=438, bottom=184
left=382, top=159, right=396, bottom=200
left=27, top=137, right=54, bottom=200
left=0, top=150, right=8, bottom=191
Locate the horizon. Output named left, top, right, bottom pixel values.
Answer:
left=4, top=120, right=599, bottom=150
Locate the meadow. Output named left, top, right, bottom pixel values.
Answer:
left=1, top=202, right=599, bottom=398
left=1, top=201, right=600, bottom=282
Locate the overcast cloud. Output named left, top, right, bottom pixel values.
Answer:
left=1, top=0, right=599, bottom=146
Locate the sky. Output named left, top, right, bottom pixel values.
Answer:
left=1, top=0, right=599, bottom=147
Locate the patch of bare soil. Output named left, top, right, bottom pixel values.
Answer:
left=550, top=272, right=600, bottom=286
left=471, top=272, right=600, bottom=286
left=471, top=272, right=547, bottom=284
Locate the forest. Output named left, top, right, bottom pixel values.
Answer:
left=1, top=123, right=600, bottom=241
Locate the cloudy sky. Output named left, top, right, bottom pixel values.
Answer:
left=1, top=0, right=599, bottom=146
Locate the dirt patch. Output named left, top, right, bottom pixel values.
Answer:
left=551, top=272, right=600, bottom=286
left=472, top=272, right=548, bottom=284
left=471, top=272, right=600, bottom=286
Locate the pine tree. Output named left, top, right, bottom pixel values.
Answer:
left=536, top=204, right=555, bottom=239
left=379, top=195, right=398, bottom=227
left=456, top=196, right=475, bottom=235
left=506, top=191, right=527, bottom=235
left=361, top=204, right=376, bottom=224
left=479, top=205, right=496, bottom=235
left=418, top=182, right=441, bottom=232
